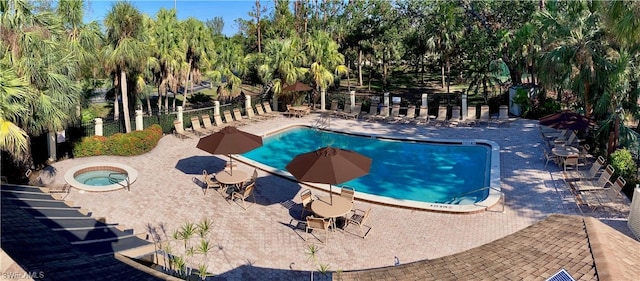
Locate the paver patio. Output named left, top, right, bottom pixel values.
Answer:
left=43, top=113, right=634, bottom=279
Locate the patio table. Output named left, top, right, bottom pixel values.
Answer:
left=311, top=196, right=353, bottom=231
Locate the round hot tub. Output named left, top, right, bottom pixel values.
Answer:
left=64, top=163, right=138, bottom=192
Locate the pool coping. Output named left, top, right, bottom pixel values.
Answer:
left=236, top=123, right=502, bottom=213
left=64, top=162, right=138, bottom=192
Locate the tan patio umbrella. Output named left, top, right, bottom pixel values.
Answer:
left=196, top=126, right=263, bottom=175
left=282, top=81, right=312, bottom=92
left=286, top=146, right=372, bottom=204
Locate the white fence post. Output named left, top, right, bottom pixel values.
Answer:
left=95, top=118, right=103, bottom=136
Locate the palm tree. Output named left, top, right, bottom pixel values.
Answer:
left=427, top=1, right=464, bottom=95
left=1, top=0, right=82, bottom=164
left=181, top=17, right=212, bottom=108
left=306, top=31, right=348, bottom=107
left=256, top=37, right=306, bottom=104
left=104, top=2, right=147, bottom=132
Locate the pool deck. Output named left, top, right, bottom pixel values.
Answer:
left=44, top=113, right=634, bottom=279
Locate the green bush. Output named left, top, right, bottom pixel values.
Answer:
left=609, top=148, right=637, bottom=188
left=73, top=124, right=163, bottom=157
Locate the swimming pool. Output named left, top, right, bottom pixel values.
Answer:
left=240, top=126, right=501, bottom=213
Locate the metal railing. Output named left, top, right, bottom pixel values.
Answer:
left=450, top=186, right=505, bottom=213
left=109, top=172, right=131, bottom=191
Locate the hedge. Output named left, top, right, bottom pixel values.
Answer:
left=73, top=124, right=163, bottom=157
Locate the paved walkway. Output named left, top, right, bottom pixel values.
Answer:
left=44, top=114, right=632, bottom=279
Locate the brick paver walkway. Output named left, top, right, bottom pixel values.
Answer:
left=44, top=114, right=632, bottom=279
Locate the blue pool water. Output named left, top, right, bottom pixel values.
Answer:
left=242, top=127, right=491, bottom=204
left=75, top=171, right=127, bottom=186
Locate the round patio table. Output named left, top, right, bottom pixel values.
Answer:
left=311, top=196, right=353, bottom=231
left=552, top=146, right=579, bottom=157
left=216, top=170, right=249, bottom=186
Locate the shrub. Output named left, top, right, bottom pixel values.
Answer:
left=609, top=148, right=637, bottom=196
left=72, top=124, right=163, bottom=157
left=72, top=135, right=107, bottom=157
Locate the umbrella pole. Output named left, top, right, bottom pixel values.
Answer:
left=229, top=154, right=233, bottom=176
left=330, top=184, right=333, bottom=205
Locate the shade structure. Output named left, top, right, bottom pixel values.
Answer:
left=539, top=110, right=594, bottom=130
left=196, top=126, right=262, bottom=174
left=286, top=147, right=372, bottom=204
left=282, top=81, right=312, bottom=92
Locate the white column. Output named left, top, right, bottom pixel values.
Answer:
left=461, top=93, right=468, bottom=121
left=421, top=93, right=428, bottom=106
left=135, top=110, right=143, bottom=131
left=383, top=92, right=390, bottom=107
left=177, top=106, right=183, bottom=123
left=95, top=118, right=103, bottom=136
left=350, top=91, right=356, bottom=111
left=320, top=88, right=326, bottom=111
left=214, top=101, right=220, bottom=116
left=245, top=95, right=251, bottom=110
left=47, top=131, right=56, bottom=162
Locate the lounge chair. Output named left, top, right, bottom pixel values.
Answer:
left=299, top=189, right=314, bottom=218
left=565, top=155, right=604, bottom=180
left=190, top=116, right=210, bottom=136
left=374, top=105, right=390, bottom=121
left=402, top=105, right=416, bottom=123
left=543, top=149, right=558, bottom=168
left=263, top=102, right=280, bottom=117
left=386, top=104, right=403, bottom=123
left=479, top=105, right=490, bottom=125
left=363, top=104, right=379, bottom=121
left=579, top=177, right=626, bottom=212
left=222, top=110, right=239, bottom=126
left=463, top=106, right=477, bottom=127
left=201, top=115, right=219, bottom=132
left=202, top=170, right=221, bottom=195
left=255, top=104, right=272, bottom=119
left=494, top=105, right=510, bottom=127
left=343, top=103, right=362, bottom=120
left=415, top=105, right=430, bottom=125
left=213, top=113, right=224, bottom=127
left=233, top=108, right=251, bottom=125
left=572, top=165, right=614, bottom=191
left=434, top=105, right=448, bottom=126
left=340, top=186, right=355, bottom=203
left=449, top=106, right=461, bottom=127
left=578, top=144, right=591, bottom=165
left=345, top=207, right=372, bottom=238
left=305, top=216, right=331, bottom=243
left=245, top=106, right=265, bottom=120
left=329, top=100, right=339, bottom=116
left=231, top=182, right=256, bottom=210
left=173, top=120, right=194, bottom=139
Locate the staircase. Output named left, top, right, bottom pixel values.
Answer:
left=1, top=184, right=152, bottom=257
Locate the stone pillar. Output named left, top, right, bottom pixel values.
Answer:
left=135, top=110, right=143, bottom=131
left=47, top=131, right=56, bottom=162
left=245, top=95, right=251, bottom=111
left=95, top=118, right=103, bottom=136
left=350, top=91, right=356, bottom=111
left=177, top=106, right=183, bottom=123
left=461, top=93, right=468, bottom=121
left=383, top=92, right=390, bottom=107
left=320, top=88, right=326, bottom=111
left=214, top=101, right=220, bottom=116
left=421, top=93, right=428, bottom=106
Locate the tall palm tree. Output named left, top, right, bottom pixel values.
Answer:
left=427, top=0, right=464, bottom=95
left=104, top=2, right=147, bottom=132
left=306, top=31, right=348, bottom=105
left=181, top=17, right=212, bottom=108
left=256, top=37, right=306, bottom=103
left=150, top=8, right=184, bottom=113
left=0, top=68, right=32, bottom=162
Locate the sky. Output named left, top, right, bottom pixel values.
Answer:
left=83, top=0, right=272, bottom=36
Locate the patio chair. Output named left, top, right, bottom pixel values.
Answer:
left=494, top=105, right=510, bottom=127
left=345, top=207, right=372, bottom=238
left=329, top=100, right=339, bottom=116
left=402, top=105, right=416, bottom=123
left=543, top=149, right=558, bottom=168
left=340, top=186, right=355, bottom=203
left=190, top=116, right=210, bottom=136
left=255, top=104, right=272, bottom=119
left=305, top=216, right=331, bottom=244
left=173, top=120, right=194, bottom=139
left=578, top=176, right=626, bottom=212
left=434, top=106, right=448, bottom=126
left=202, top=170, right=221, bottom=195
left=245, top=106, right=264, bottom=120
left=374, top=105, right=390, bottom=121
left=231, top=182, right=256, bottom=210
left=463, top=106, right=477, bottom=127
left=562, top=154, right=579, bottom=172
left=578, top=144, right=591, bottom=164
left=386, top=104, right=403, bottom=123
left=299, top=189, right=314, bottom=218
left=573, top=164, right=615, bottom=191
left=202, top=115, right=219, bottom=132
